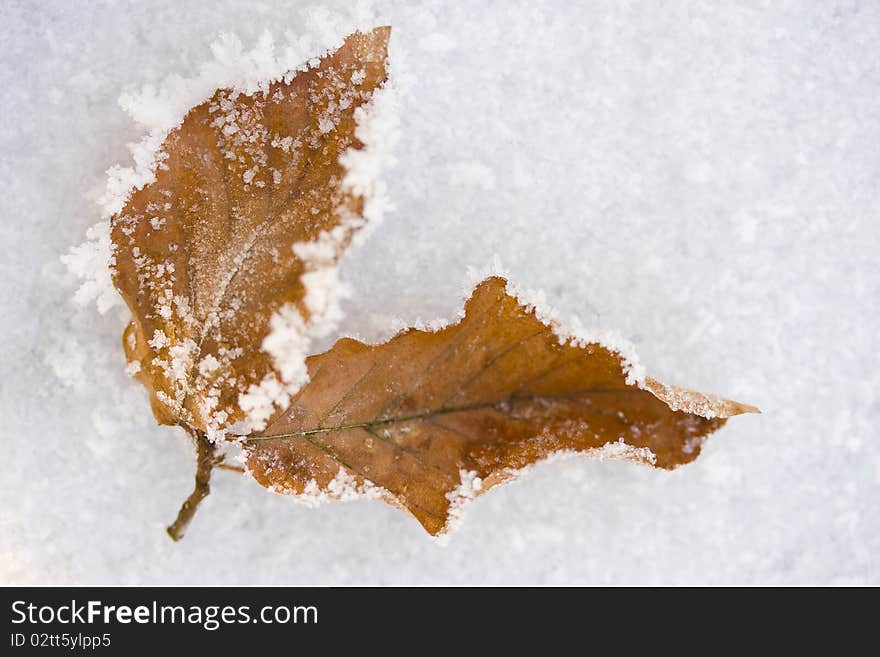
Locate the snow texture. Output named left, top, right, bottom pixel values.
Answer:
left=3, top=0, right=879, bottom=585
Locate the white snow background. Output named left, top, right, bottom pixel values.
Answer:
left=2, top=0, right=878, bottom=584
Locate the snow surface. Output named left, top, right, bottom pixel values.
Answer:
left=2, top=0, right=879, bottom=584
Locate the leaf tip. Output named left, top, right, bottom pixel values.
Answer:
left=645, top=376, right=759, bottom=419
left=357, top=25, right=392, bottom=58
left=734, top=401, right=762, bottom=415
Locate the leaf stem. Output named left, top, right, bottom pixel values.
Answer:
left=216, top=463, right=245, bottom=474
left=166, top=428, right=216, bottom=542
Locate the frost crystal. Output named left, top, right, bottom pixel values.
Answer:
left=435, top=470, right=483, bottom=545
left=339, top=79, right=399, bottom=239
left=239, top=373, right=293, bottom=432
left=251, top=466, right=387, bottom=508
left=60, top=222, right=119, bottom=314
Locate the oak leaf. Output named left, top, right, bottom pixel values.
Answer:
left=245, top=276, right=758, bottom=537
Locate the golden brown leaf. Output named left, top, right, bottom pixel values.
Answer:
left=245, top=276, right=758, bottom=536
left=111, top=28, right=391, bottom=436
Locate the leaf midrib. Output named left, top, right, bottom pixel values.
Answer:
left=176, top=92, right=337, bottom=424
left=246, top=387, right=635, bottom=442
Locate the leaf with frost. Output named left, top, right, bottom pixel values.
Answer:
left=109, top=28, right=391, bottom=539
left=100, top=26, right=756, bottom=542
left=245, top=276, right=758, bottom=537
left=111, top=28, right=390, bottom=437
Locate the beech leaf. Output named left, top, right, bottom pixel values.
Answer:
left=106, top=26, right=756, bottom=541
left=246, top=276, right=758, bottom=537
left=111, top=27, right=390, bottom=438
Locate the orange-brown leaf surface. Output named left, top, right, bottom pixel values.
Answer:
left=246, top=276, right=758, bottom=536
left=111, top=28, right=390, bottom=434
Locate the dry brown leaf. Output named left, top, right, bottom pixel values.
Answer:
left=107, top=26, right=756, bottom=541
left=246, top=276, right=758, bottom=537
left=112, top=27, right=390, bottom=435
left=110, top=28, right=390, bottom=539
